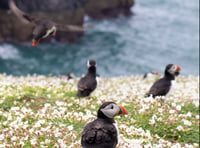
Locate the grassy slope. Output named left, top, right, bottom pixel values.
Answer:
left=0, top=74, right=199, bottom=147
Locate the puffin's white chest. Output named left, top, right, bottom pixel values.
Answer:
left=113, top=123, right=119, bottom=137
left=167, top=80, right=177, bottom=96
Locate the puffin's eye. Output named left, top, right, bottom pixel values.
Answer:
left=111, top=105, right=114, bottom=109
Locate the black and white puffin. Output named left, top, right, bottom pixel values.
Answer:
left=59, top=72, right=76, bottom=80
left=77, top=60, right=97, bottom=97
left=81, top=101, right=128, bottom=148
left=9, top=0, right=84, bottom=46
left=146, top=64, right=181, bottom=97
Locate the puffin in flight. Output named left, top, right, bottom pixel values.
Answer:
left=146, top=64, right=181, bottom=97
left=81, top=101, right=128, bottom=148
left=9, top=0, right=84, bottom=46
left=77, top=60, right=97, bottom=98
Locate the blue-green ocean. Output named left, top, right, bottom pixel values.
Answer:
left=0, top=0, right=199, bottom=77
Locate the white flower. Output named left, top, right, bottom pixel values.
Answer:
left=176, top=105, right=181, bottom=111
left=158, top=108, right=163, bottom=113
left=185, top=112, right=192, bottom=117
left=55, top=101, right=65, bottom=106
left=67, top=125, right=74, bottom=131
left=176, top=125, right=184, bottom=131
left=172, top=103, right=176, bottom=107
left=24, top=135, right=29, bottom=141
left=19, top=141, right=25, bottom=147
left=11, top=136, right=17, bottom=141
left=0, top=134, right=4, bottom=141
left=0, top=143, right=5, bottom=148
left=171, top=143, right=181, bottom=148
left=55, top=132, right=62, bottom=138
left=45, top=139, right=51, bottom=144
left=182, top=119, right=192, bottom=126
left=30, top=138, right=37, bottom=145
left=58, top=139, right=66, bottom=148
left=169, top=110, right=175, bottom=114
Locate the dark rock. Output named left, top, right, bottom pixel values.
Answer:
left=0, top=0, right=85, bottom=44
left=13, top=0, right=85, bottom=12
left=0, top=0, right=135, bottom=44
left=0, top=0, right=9, bottom=9
left=85, top=0, right=134, bottom=19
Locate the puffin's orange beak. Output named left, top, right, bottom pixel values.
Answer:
left=32, top=39, right=40, bottom=47
left=176, top=65, right=181, bottom=71
left=119, top=105, right=128, bottom=115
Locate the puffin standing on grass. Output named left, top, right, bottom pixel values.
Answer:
left=81, top=102, right=128, bottom=148
left=146, top=64, right=181, bottom=98
left=77, top=60, right=97, bottom=97
left=9, top=0, right=84, bottom=46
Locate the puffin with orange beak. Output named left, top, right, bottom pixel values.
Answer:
left=147, top=64, right=181, bottom=98
left=9, top=0, right=84, bottom=47
left=81, top=102, right=128, bottom=148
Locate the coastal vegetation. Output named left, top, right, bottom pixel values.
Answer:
left=0, top=74, right=199, bottom=147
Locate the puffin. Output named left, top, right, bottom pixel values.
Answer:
left=81, top=101, right=128, bottom=148
left=59, top=72, right=76, bottom=80
left=143, top=70, right=161, bottom=79
left=9, top=0, right=84, bottom=46
left=146, top=64, right=181, bottom=97
left=77, top=60, right=97, bottom=97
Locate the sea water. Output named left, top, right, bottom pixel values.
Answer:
left=0, top=0, right=199, bottom=77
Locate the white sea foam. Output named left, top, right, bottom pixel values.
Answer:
left=0, top=44, right=21, bottom=60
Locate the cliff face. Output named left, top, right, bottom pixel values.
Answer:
left=0, top=0, right=134, bottom=44
left=85, top=0, right=134, bottom=19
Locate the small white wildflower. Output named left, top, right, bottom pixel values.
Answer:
left=176, top=105, right=181, bottom=111
left=182, top=119, right=192, bottom=126
left=176, top=125, right=184, bottom=131
left=45, top=139, right=51, bottom=144
left=185, top=112, right=192, bottom=117
left=67, top=125, right=74, bottom=131
left=19, top=141, right=25, bottom=147
left=158, top=108, right=163, bottom=113
left=149, top=118, right=155, bottom=125
left=30, top=138, right=37, bottom=145
left=172, top=103, right=176, bottom=107
left=171, top=143, right=181, bottom=148
left=0, top=134, right=4, bottom=141
left=169, top=110, right=175, bottom=114
left=11, top=136, right=17, bottom=141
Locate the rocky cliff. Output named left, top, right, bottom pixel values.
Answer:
left=0, top=0, right=134, bottom=44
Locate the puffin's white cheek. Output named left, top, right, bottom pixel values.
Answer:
left=101, top=109, right=115, bottom=118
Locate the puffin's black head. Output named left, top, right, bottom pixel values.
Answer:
left=97, top=102, right=128, bottom=119
left=32, top=26, right=56, bottom=47
left=66, top=73, right=76, bottom=79
left=165, top=64, right=181, bottom=76
left=87, top=60, right=96, bottom=68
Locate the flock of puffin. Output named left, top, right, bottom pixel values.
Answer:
left=8, top=1, right=182, bottom=147
left=77, top=60, right=181, bottom=148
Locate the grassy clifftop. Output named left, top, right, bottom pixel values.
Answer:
left=0, top=74, right=199, bottom=147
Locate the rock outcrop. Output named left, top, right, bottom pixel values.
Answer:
left=85, top=0, right=134, bottom=19
left=0, top=0, right=134, bottom=44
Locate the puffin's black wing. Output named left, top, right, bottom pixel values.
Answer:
left=148, top=77, right=171, bottom=97
left=81, top=119, right=117, bottom=148
left=55, top=24, right=84, bottom=32
left=77, top=76, right=97, bottom=97
left=9, top=0, right=36, bottom=24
